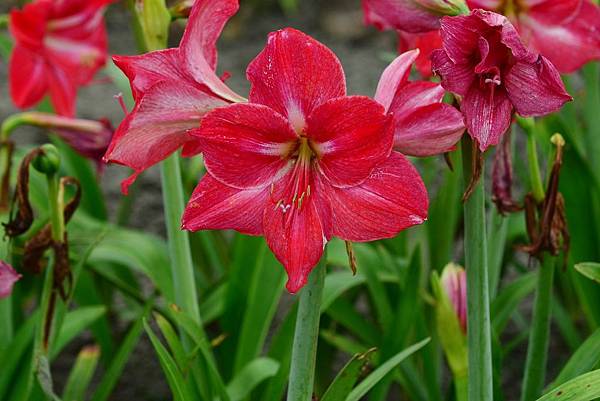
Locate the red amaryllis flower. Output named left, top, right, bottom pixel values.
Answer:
left=9, top=0, right=113, bottom=117
left=182, top=29, right=428, bottom=293
left=362, top=0, right=469, bottom=33
left=0, top=261, right=21, bottom=299
left=104, top=0, right=245, bottom=194
left=431, top=10, right=571, bottom=150
left=375, top=50, right=465, bottom=156
left=398, top=31, right=442, bottom=78
left=467, top=0, right=600, bottom=73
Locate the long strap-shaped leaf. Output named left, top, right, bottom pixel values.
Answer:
left=537, top=369, right=600, bottom=401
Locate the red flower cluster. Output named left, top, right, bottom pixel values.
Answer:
left=364, top=0, right=600, bottom=76
left=9, top=0, right=113, bottom=116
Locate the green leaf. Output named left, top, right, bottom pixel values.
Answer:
left=154, top=313, right=188, bottom=372
left=321, top=349, right=375, bottom=401
left=226, top=358, right=279, bottom=401
left=575, top=262, right=600, bottom=284
left=144, top=320, right=194, bottom=401
left=62, top=345, right=100, bottom=401
left=550, top=329, right=600, bottom=388
left=345, top=338, right=430, bottom=401
left=51, top=306, right=106, bottom=359
left=491, top=272, right=537, bottom=334
left=536, top=369, right=600, bottom=401
left=91, top=306, right=149, bottom=401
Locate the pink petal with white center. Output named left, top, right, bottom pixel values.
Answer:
left=462, top=83, right=513, bottom=151
left=247, top=28, right=346, bottom=130
left=47, top=63, right=77, bottom=116
left=263, top=171, right=331, bottom=293
left=431, top=49, right=474, bottom=96
left=0, top=261, right=21, bottom=299
left=327, top=152, right=428, bottom=242
left=180, top=0, right=244, bottom=103
left=520, top=0, right=600, bottom=73
left=9, top=45, right=49, bottom=110
left=193, top=103, right=298, bottom=190
left=362, top=0, right=441, bottom=33
left=388, top=81, right=446, bottom=119
left=182, top=173, right=268, bottom=236
left=307, top=96, right=393, bottom=188
left=113, top=51, right=189, bottom=100
left=393, top=103, right=465, bottom=156
left=104, top=80, right=228, bottom=194
left=505, top=57, right=572, bottom=117
left=375, top=50, right=419, bottom=111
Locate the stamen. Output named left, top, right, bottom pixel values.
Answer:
left=485, top=76, right=501, bottom=86
left=114, top=93, right=128, bottom=115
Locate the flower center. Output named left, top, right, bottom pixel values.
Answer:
left=502, top=0, right=526, bottom=18
left=271, top=137, right=317, bottom=216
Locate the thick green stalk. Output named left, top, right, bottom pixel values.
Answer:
left=160, top=154, right=201, bottom=323
left=521, top=256, right=555, bottom=400
left=526, top=132, right=545, bottom=203
left=461, top=138, right=493, bottom=401
left=287, top=254, right=327, bottom=401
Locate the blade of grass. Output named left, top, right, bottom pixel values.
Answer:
left=62, top=345, right=100, bottom=401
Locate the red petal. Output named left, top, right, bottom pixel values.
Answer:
left=520, top=0, right=600, bottom=73
left=438, top=14, right=485, bottom=64
left=327, top=152, right=428, bottom=242
left=263, top=171, right=331, bottom=293
left=374, top=50, right=419, bottom=111
left=193, top=103, right=297, bottom=189
left=9, top=45, right=48, bottom=110
left=398, top=30, right=442, bottom=79
left=388, top=81, right=446, bottom=118
left=9, top=3, right=50, bottom=48
left=393, top=103, right=465, bottom=157
left=105, top=81, right=227, bottom=193
left=113, top=50, right=189, bottom=100
left=523, top=0, right=582, bottom=24
left=462, top=83, right=513, bottom=151
left=47, top=64, right=77, bottom=116
left=431, top=49, right=474, bottom=96
left=307, top=96, right=393, bottom=187
left=182, top=173, right=268, bottom=236
left=362, top=0, right=441, bottom=33
left=247, top=28, right=346, bottom=131
left=180, top=0, right=244, bottom=103
left=466, top=0, right=502, bottom=9
left=505, top=57, right=572, bottom=117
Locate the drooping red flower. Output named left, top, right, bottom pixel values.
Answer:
left=375, top=50, right=465, bottom=156
left=467, top=0, right=600, bottom=73
left=397, top=30, right=443, bottom=78
left=104, top=0, right=245, bottom=194
left=431, top=10, right=571, bottom=150
left=9, top=0, right=113, bottom=117
left=0, top=261, right=21, bottom=299
left=182, top=29, right=428, bottom=293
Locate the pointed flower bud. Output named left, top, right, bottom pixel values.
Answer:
left=16, top=112, right=114, bottom=170
left=0, top=261, right=21, bottom=298
left=440, top=263, right=467, bottom=333
left=132, top=0, right=171, bottom=51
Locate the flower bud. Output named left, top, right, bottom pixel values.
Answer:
left=415, top=0, right=469, bottom=15
left=440, top=262, right=467, bottom=333
left=133, top=0, right=171, bottom=51
left=19, top=112, right=114, bottom=170
left=33, top=144, right=61, bottom=176
left=0, top=261, right=21, bottom=298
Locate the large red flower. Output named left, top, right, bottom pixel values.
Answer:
left=468, top=0, right=600, bottom=73
left=104, top=0, right=245, bottom=194
left=182, top=29, right=428, bottom=293
left=431, top=10, right=571, bottom=150
left=397, top=31, right=442, bottom=78
left=9, top=0, right=113, bottom=116
left=375, top=50, right=465, bottom=156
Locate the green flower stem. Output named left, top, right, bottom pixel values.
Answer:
left=518, top=117, right=545, bottom=203
left=461, top=137, right=493, bottom=401
left=46, top=174, right=64, bottom=242
left=160, top=154, right=201, bottom=324
left=455, top=373, right=468, bottom=401
left=521, top=255, right=555, bottom=401
left=287, top=253, right=327, bottom=401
